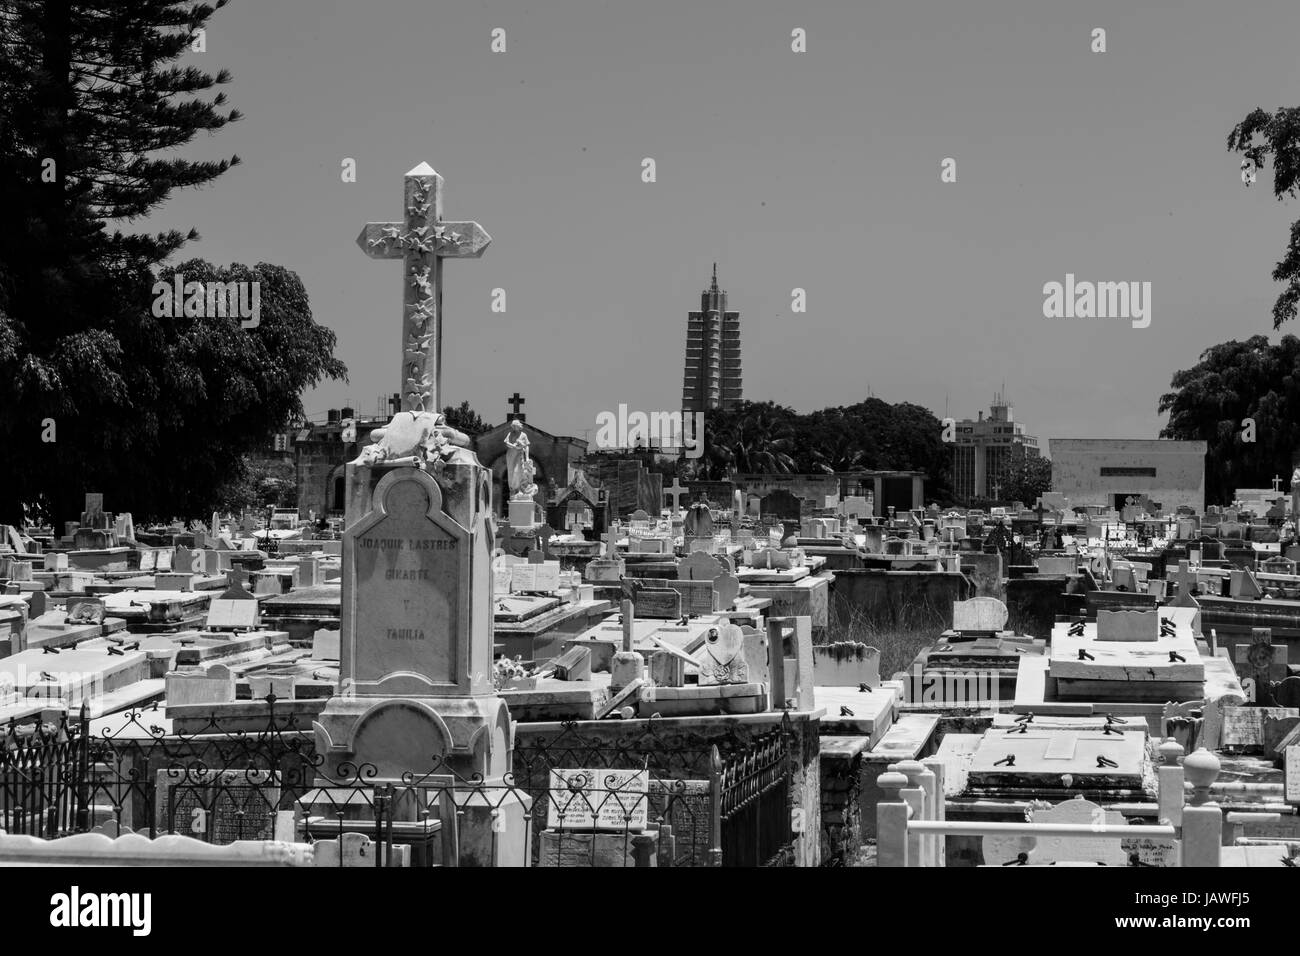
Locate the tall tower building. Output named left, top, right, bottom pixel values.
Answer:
left=681, top=264, right=742, bottom=413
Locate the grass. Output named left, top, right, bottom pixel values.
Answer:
left=823, top=593, right=947, bottom=678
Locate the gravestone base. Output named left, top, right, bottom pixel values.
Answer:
left=313, top=692, right=529, bottom=867
left=1054, top=678, right=1207, bottom=703
left=584, top=557, right=625, bottom=583
left=537, top=828, right=659, bottom=867
left=501, top=528, right=540, bottom=558
left=313, top=693, right=513, bottom=782
left=508, top=498, right=539, bottom=531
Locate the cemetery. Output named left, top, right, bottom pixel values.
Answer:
left=5, top=225, right=1300, bottom=866
left=5, top=351, right=1300, bottom=870
left=2, top=5, right=1299, bottom=891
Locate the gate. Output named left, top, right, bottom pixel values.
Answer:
left=716, top=715, right=795, bottom=866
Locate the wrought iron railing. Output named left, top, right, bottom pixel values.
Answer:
left=1, top=700, right=797, bottom=866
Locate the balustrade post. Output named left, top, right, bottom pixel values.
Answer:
left=875, top=768, right=910, bottom=868
left=922, top=756, right=946, bottom=866
left=1157, top=737, right=1185, bottom=828
left=897, top=760, right=927, bottom=867
left=1181, top=748, right=1222, bottom=867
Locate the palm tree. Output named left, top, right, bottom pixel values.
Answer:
left=698, top=401, right=798, bottom=478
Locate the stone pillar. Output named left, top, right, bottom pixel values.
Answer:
left=875, top=768, right=910, bottom=867
left=1181, top=748, right=1222, bottom=867
left=897, top=759, right=928, bottom=867
left=1156, top=738, right=1185, bottom=828
left=922, top=756, right=946, bottom=866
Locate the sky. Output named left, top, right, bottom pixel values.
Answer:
left=145, top=0, right=1300, bottom=457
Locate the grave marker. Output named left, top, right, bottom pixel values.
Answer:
left=664, top=478, right=689, bottom=514
left=205, top=569, right=260, bottom=631
left=357, top=162, right=491, bottom=413
left=547, top=769, right=649, bottom=831
left=696, top=624, right=748, bottom=685
left=633, top=588, right=682, bottom=620
left=1286, top=744, right=1300, bottom=804
left=951, top=597, right=1008, bottom=634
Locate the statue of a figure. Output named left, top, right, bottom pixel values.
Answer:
left=353, top=410, right=471, bottom=468
left=505, top=420, right=535, bottom=498
left=684, top=499, right=714, bottom=537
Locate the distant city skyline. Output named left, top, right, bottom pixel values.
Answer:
left=141, top=0, right=1300, bottom=453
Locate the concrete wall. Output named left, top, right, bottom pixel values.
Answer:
left=1050, top=439, right=1206, bottom=512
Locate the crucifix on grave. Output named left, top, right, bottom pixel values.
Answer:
left=973, top=725, right=1145, bottom=787
left=506, top=392, right=526, bottom=423
left=357, top=162, right=491, bottom=414
left=602, top=523, right=621, bottom=559
left=1273, top=475, right=1283, bottom=493
left=1236, top=627, right=1289, bottom=705
left=564, top=500, right=592, bottom=540
left=664, top=478, right=689, bottom=516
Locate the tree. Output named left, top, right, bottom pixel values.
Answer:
left=796, top=398, right=953, bottom=501
left=0, top=1, right=345, bottom=524
left=997, top=454, right=1053, bottom=506
left=687, top=396, right=954, bottom=499
left=695, top=401, right=799, bottom=479
left=1, top=259, right=346, bottom=522
left=1227, top=107, right=1300, bottom=327
left=219, top=455, right=296, bottom=512
left=443, top=399, right=487, bottom=436
left=1157, top=335, right=1300, bottom=504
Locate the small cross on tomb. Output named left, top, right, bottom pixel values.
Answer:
left=1172, top=559, right=1199, bottom=600
left=972, top=726, right=1144, bottom=786
left=602, top=525, right=620, bottom=558
left=1236, top=627, right=1289, bottom=705
left=664, top=478, right=689, bottom=515
left=357, top=162, right=491, bottom=413
left=507, top=392, right=526, bottom=423
left=1273, top=475, right=1284, bottom=493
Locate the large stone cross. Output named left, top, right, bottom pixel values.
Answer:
left=664, top=478, right=689, bottom=514
left=357, top=162, right=490, bottom=414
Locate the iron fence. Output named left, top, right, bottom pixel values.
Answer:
left=1, top=700, right=795, bottom=866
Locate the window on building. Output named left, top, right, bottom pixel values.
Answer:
left=1099, top=467, right=1157, bottom=477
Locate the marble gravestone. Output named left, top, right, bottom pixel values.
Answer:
left=314, top=458, right=510, bottom=780
left=315, top=162, right=513, bottom=809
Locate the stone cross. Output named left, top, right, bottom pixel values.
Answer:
left=507, top=392, right=526, bottom=422
left=1239, top=627, right=1288, bottom=705
left=357, top=162, right=491, bottom=414
left=664, top=478, right=689, bottom=514
left=602, top=524, right=620, bottom=558
left=1273, top=475, right=1283, bottom=493
left=994, top=727, right=1132, bottom=765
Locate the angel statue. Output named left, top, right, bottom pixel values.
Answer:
left=505, top=420, right=535, bottom=499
